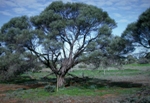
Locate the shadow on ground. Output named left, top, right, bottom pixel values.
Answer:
left=0, top=75, right=147, bottom=103
left=65, top=77, right=143, bottom=88
left=1, top=75, right=144, bottom=89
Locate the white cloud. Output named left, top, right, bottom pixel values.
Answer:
left=14, top=0, right=37, bottom=7
left=117, top=19, right=129, bottom=23
left=13, top=7, right=27, bottom=14
left=140, top=3, right=150, bottom=8
left=105, top=1, right=113, bottom=6
left=113, top=13, right=122, bottom=17
left=115, top=1, right=129, bottom=6
left=118, top=6, right=132, bottom=10
left=0, top=0, right=17, bottom=7
left=0, top=11, right=13, bottom=16
left=0, top=0, right=53, bottom=17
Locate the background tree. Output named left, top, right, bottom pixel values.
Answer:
left=84, top=35, right=133, bottom=70
left=122, top=8, right=150, bottom=49
left=0, top=16, right=38, bottom=81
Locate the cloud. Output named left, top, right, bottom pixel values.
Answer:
left=13, top=0, right=37, bottom=7
left=0, top=0, right=53, bottom=17
left=118, top=6, right=132, bottom=10
left=0, top=11, right=13, bottom=16
left=105, top=1, right=113, bottom=6
left=117, top=19, right=129, bottom=23
left=115, top=1, right=129, bottom=6
left=113, top=13, right=122, bottom=17
left=12, top=7, right=41, bottom=17
left=13, top=7, right=27, bottom=14
left=140, top=3, right=150, bottom=8
left=0, top=0, right=17, bottom=7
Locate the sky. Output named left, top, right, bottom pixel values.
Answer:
left=0, top=0, right=150, bottom=36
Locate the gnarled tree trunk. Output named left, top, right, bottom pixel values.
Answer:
left=57, top=75, right=65, bottom=88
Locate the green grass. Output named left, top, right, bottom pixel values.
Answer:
left=69, top=69, right=141, bottom=78
left=6, top=85, right=140, bottom=101
left=53, top=86, right=140, bottom=96
left=21, top=72, right=55, bottom=79
left=6, top=88, right=50, bottom=101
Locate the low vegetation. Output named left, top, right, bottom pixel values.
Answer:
left=0, top=63, right=150, bottom=102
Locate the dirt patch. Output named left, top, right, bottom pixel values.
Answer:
left=0, top=83, right=46, bottom=103
left=0, top=83, right=45, bottom=92
left=101, top=94, right=116, bottom=98
left=0, top=84, right=27, bottom=93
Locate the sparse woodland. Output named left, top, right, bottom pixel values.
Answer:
left=0, top=1, right=150, bottom=103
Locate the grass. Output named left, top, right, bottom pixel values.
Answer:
left=52, top=86, right=140, bottom=96
left=69, top=69, right=141, bottom=78
left=1, top=63, right=150, bottom=102
left=6, top=85, right=140, bottom=101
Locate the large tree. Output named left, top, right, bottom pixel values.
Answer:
left=1, top=1, right=116, bottom=87
left=122, top=8, right=150, bottom=49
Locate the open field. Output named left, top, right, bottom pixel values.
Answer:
left=0, top=63, right=150, bottom=103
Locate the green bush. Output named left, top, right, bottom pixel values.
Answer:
left=138, top=58, right=149, bottom=64
left=44, top=85, right=55, bottom=92
left=78, top=64, right=87, bottom=68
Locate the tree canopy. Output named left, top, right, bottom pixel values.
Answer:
left=0, top=1, right=116, bottom=87
left=122, top=8, right=150, bottom=49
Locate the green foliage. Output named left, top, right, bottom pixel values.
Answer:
left=0, top=51, right=38, bottom=81
left=44, top=85, right=55, bottom=92
left=126, top=55, right=137, bottom=64
left=122, top=8, right=150, bottom=49
left=78, top=64, right=87, bottom=68
left=0, top=1, right=116, bottom=87
left=84, top=36, right=128, bottom=69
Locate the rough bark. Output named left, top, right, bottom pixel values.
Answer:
left=56, top=75, right=65, bottom=91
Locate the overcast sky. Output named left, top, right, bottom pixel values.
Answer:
left=0, top=0, right=150, bottom=36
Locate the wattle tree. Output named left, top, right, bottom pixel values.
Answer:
left=0, top=1, right=116, bottom=88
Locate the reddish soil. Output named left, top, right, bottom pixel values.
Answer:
left=0, top=84, right=45, bottom=103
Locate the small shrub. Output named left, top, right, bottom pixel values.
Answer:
left=78, top=64, right=87, bottom=68
left=119, top=86, right=150, bottom=103
left=138, top=58, right=149, bottom=64
left=44, top=85, right=55, bottom=92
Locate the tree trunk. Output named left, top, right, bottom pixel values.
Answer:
left=56, top=75, right=65, bottom=91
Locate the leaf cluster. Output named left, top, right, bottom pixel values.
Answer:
left=122, top=8, right=150, bottom=49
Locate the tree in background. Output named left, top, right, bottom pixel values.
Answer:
left=84, top=35, right=133, bottom=70
left=0, top=16, right=38, bottom=81
left=122, top=8, right=150, bottom=49
left=1, top=1, right=116, bottom=88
